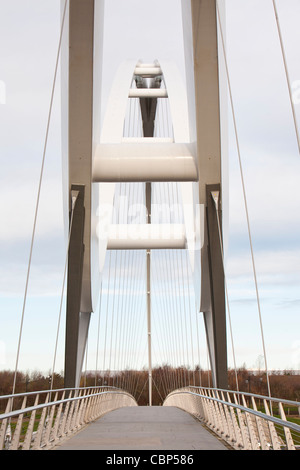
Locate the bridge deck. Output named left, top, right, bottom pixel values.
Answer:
left=55, top=406, right=228, bottom=450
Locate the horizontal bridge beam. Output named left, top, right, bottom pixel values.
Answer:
left=106, top=224, right=186, bottom=250
left=92, top=143, right=198, bottom=182
left=129, top=88, right=167, bottom=98
left=134, top=66, right=162, bottom=77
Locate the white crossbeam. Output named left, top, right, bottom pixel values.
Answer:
left=106, top=224, right=186, bottom=250
left=129, top=88, right=168, bottom=98
left=92, top=142, right=198, bottom=182
left=134, top=66, right=162, bottom=77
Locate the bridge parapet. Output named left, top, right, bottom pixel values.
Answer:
left=0, top=386, right=137, bottom=450
left=164, top=386, right=300, bottom=450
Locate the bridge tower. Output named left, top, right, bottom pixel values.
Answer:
left=61, top=0, right=228, bottom=390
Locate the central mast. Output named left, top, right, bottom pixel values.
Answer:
left=135, top=65, right=161, bottom=405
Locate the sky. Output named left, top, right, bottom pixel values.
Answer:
left=0, top=0, right=300, bottom=378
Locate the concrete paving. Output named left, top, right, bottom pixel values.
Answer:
left=55, top=406, right=228, bottom=450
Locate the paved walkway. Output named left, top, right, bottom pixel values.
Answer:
left=55, top=406, right=228, bottom=450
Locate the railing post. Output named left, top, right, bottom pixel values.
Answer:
left=278, top=401, right=296, bottom=450
left=65, top=396, right=76, bottom=436
left=77, top=390, right=88, bottom=427
left=32, top=393, right=50, bottom=450
left=43, top=392, right=58, bottom=448
left=0, top=398, right=12, bottom=450
left=226, top=392, right=243, bottom=449
left=50, top=391, right=66, bottom=445
left=59, top=390, right=73, bottom=438
left=70, top=393, right=81, bottom=431
left=22, top=394, right=40, bottom=450
left=9, top=396, right=27, bottom=450
left=263, top=399, right=281, bottom=450
left=241, top=394, right=260, bottom=450
left=233, top=393, right=251, bottom=450
left=251, top=396, right=269, bottom=450
left=215, top=390, right=230, bottom=440
left=220, top=391, right=235, bottom=444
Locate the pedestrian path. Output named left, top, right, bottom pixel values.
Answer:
left=55, top=406, right=228, bottom=450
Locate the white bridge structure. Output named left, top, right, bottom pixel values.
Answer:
left=0, top=0, right=300, bottom=451
left=61, top=0, right=227, bottom=393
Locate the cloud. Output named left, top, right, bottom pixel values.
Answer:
left=0, top=175, right=64, bottom=241
left=226, top=248, right=300, bottom=283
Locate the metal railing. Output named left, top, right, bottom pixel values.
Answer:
left=0, top=386, right=137, bottom=450
left=163, top=386, right=300, bottom=450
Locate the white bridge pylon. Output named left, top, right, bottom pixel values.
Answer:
left=62, top=1, right=227, bottom=391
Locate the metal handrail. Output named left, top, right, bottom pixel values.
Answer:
left=0, top=386, right=137, bottom=450
left=0, top=390, right=136, bottom=421
left=165, top=389, right=300, bottom=434
left=164, top=387, right=300, bottom=450
left=0, top=385, right=118, bottom=401
left=188, top=385, right=300, bottom=408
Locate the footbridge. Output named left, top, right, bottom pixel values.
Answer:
left=1, top=0, right=300, bottom=451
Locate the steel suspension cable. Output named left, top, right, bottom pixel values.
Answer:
left=151, top=191, right=175, bottom=393
left=216, top=1, right=272, bottom=399
left=272, top=0, right=300, bottom=154
left=171, top=183, right=188, bottom=388
left=102, top=251, right=112, bottom=381
left=84, top=332, right=89, bottom=387
left=169, top=183, right=185, bottom=387
left=11, top=0, right=68, bottom=398
left=129, top=251, right=147, bottom=393
left=113, top=249, right=123, bottom=388
left=50, top=191, right=78, bottom=392
left=173, top=184, right=187, bottom=388
left=160, top=183, right=181, bottom=389
left=108, top=251, right=118, bottom=381
left=211, top=192, right=239, bottom=392
left=195, top=301, right=202, bottom=386
left=184, top=250, right=196, bottom=386
left=118, top=249, right=128, bottom=390
left=95, top=281, right=103, bottom=386
left=151, top=252, right=169, bottom=388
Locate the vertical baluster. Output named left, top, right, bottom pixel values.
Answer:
left=43, top=392, right=58, bottom=448
left=278, top=402, right=296, bottom=450
left=220, top=391, right=235, bottom=445
left=233, top=393, right=251, bottom=450
left=0, top=398, right=12, bottom=449
left=77, top=390, right=88, bottom=427
left=70, top=393, right=81, bottom=431
left=32, top=393, right=50, bottom=450
left=22, top=394, right=39, bottom=450
left=263, top=399, right=281, bottom=450
left=50, top=391, right=65, bottom=445
left=65, top=398, right=76, bottom=436
left=59, top=390, right=73, bottom=437
left=226, top=392, right=243, bottom=449
left=251, top=396, right=269, bottom=450
left=9, top=396, right=27, bottom=450
left=241, top=394, right=260, bottom=450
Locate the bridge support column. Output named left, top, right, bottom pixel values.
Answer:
left=182, top=0, right=228, bottom=388
left=203, top=184, right=227, bottom=389
left=61, top=0, right=104, bottom=387
left=64, top=185, right=91, bottom=389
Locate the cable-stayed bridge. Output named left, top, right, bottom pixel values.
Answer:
left=0, top=0, right=300, bottom=451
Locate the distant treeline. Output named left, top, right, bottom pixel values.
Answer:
left=0, top=366, right=299, bottom=406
